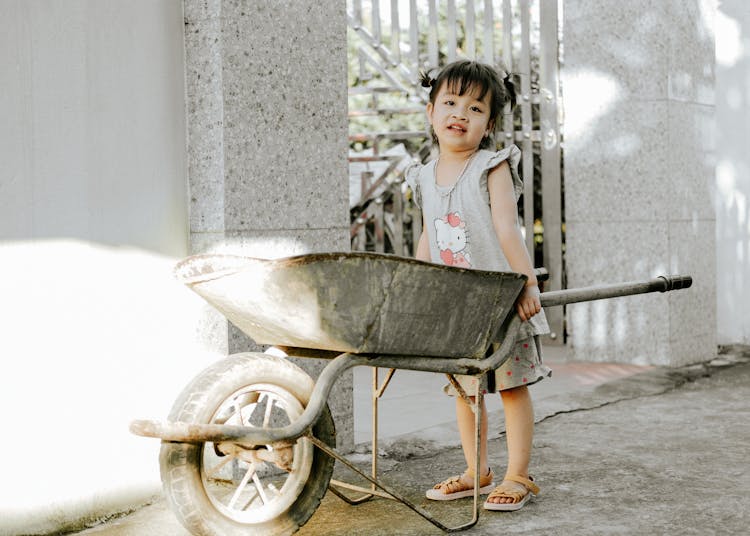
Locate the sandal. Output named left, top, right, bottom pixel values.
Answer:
left=425, top=469, right=495, bottom=501
left=483, top=475, right=539, bottom=511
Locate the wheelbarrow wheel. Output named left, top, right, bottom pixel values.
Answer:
left=159, top=352, right=335, bottom=536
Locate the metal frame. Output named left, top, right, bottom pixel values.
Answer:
left=131, top=275, right=692, bottom=447
left=347, top=0, right=566, bottom=308
left=538, top=0, right=564, bottom=342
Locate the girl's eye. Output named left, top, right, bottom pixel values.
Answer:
left=444, top=100, right=454, bottom=106
left=471, top=106, right=483, bottom=113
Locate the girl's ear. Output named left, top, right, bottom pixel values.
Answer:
left=426, top=101, right=434, bottom=124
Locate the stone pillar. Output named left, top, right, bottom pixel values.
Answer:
left=183, top=0, right=352, bottom=449
left=561, top=1, right=717, bottom=366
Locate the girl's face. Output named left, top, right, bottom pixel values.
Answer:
left=426, top=81, right=493, bottom=154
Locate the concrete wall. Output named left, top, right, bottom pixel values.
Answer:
left=0, top=2, right=201, bottom=534
left=715, top=0, right=750, bottom=345
left=182, top=0, right=353, bottom=449
left=562, top=1, right=717, bottom=365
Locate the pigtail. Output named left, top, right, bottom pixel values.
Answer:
left=502, top=72, right=517, bottom=111
left=419, top=68, right=436, bottom=89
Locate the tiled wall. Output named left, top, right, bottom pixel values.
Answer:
left=561, top=1, right=717, bottom=365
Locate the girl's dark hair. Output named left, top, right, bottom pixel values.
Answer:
left=420, top=60, right=516, bottom=149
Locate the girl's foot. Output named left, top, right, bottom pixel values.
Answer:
left=483, top=475, right=539, bottom=511
left=425, top=469, right=494, bottom=501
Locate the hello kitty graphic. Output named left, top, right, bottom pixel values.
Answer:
left=434, top=212, right=472, bottom=268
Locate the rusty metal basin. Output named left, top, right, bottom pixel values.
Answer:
left=174, top=252, right=526, bottom=359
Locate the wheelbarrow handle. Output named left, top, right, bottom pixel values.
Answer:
left=540, top=275, right=692, bottom=307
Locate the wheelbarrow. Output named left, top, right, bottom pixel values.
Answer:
left=130, top=252, right=691, bottom=535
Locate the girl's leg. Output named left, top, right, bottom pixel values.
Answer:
left=487, top=385, right=535, bottom=504
left=456, top=395, right=489, bottom=478
left=429, top=394, right=492, bottom=497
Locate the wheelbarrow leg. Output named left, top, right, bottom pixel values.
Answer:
left=444, top=373, right=484, bottom=528
left=328, top=367, right=396, bottom=505
left=466, top=380, right=483, bottom=531
left=372, top=368, right=396, bottom=492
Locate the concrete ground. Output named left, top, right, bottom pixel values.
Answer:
left=71, top=346, right=750, bottom=536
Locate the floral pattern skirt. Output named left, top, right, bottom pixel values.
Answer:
left=444, top=335, right=551, bottom=396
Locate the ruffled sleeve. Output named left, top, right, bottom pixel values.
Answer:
left=477, top=145, right=523, bottom=204
left=403, top=162, right=423, bottom=208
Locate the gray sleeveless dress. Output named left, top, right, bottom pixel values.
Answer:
left=405, top=145, right=551, bottom=393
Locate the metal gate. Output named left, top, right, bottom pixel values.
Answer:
left=348, top=0, right=564, bottom=341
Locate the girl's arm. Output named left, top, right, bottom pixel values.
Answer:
left=487, top=161, right=541, bottom=321
left=415, top=224, right=431, bottom=262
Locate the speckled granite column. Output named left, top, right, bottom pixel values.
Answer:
left=561, top=1, right=717, bottom=366
left=183, top=0, right=352, bottom=449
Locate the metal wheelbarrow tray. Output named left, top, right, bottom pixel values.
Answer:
left=131, top=252, right=691, bottom=535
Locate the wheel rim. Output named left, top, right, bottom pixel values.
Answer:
left=200, top=383, right=314, bottom=524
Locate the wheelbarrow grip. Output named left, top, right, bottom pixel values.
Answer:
left=657, top=275, right=692, bottom=292
left=540, top=274, right=693, bottom=307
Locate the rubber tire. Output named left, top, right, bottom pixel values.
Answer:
left=159, top=353, right=336, bottom=536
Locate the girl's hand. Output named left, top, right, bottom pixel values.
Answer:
left=516, top=283, right=541, bottom=321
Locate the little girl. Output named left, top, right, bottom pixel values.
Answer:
left=405, top=59, right=551, bottom=511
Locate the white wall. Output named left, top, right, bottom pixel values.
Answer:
left=0, top=1, right=188, bottom=254
left=716, top=0, right=750, bottom=345
left=0, top=2, right=215, bottom=535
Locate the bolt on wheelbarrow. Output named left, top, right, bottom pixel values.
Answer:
left=130, top=251, right=691, bottom=535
